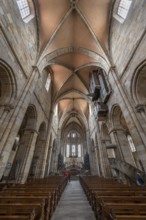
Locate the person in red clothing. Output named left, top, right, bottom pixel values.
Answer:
left=63, top=171, right=68, bottom=177
left=63, top=171, right=71, bottom=182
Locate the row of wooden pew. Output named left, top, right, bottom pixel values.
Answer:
left=0, top=176, right=68, bottom=220
left=80, top=176, right=146, bottom=220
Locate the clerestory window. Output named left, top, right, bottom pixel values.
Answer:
left=16, top=0, right=34, bottom=23
left=118, top=0, right=132, bottom=20
left=113, top=0, right=132, bottom=23
left=45, top=74, right=51, bottom=92
left=78, top=144, right=81, bottom=157
left=71, top=145, right=76, bottom=156
left=127, top=135, right=136, bottom=152
left=66, top=144, right=70, bottom=157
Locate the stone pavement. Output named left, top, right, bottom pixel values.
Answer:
left=51, top=180, right=96, bottom=220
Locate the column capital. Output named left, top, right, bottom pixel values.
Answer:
left=24, top=128, right=39, bottom=134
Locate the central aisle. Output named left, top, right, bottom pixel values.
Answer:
left=51, top=180, right=96, bottom=220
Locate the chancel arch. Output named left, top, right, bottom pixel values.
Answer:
left=60, top=122, right=86, bottom=176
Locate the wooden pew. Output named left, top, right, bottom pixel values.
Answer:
left=80, top=176, right=146, bottom=220
left=0, top=176, right=68, bottom=220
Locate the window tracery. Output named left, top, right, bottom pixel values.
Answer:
left=65, top=131, right=82, bottom=158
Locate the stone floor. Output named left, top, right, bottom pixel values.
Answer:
left=51, top=180, right=96, bottom=220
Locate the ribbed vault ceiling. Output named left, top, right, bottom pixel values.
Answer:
left=37, top=0, right=112, bottom=130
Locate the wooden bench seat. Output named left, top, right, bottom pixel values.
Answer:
left=116, top=215, right=146, bottom=220
left=0, top=204, right=41, bottom=220
left=0, top=176, right=68, bottom=220
left=0, top=216, right=30, bottom=219
left=80, top=176, right=146, bottom=220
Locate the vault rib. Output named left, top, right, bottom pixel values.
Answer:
left=76, top=6, right=110, bottom=62
left=40, top=8, right=73, bottom=58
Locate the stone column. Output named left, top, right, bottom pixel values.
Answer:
left=0, top=104, right=14, bottom=141
left=40, top=111, right=54, bottom=177
left=34, top=138, right=46, bottom=178
left=17, top=129, right=38, bottom=183
left=44, top=145, right=52, bottom=176
left=111, top=128, right=136, bottom=167
left=0, top=69, right=39, bottom=179
left=94, top=145, right=101, bottom=176
left=100, top=140, right=112, bottom=177
left=53, top=129, right=61, bottom=172
left=109, top=128, right=125, bottom=160
left=109, top=67, right=146, bottom=170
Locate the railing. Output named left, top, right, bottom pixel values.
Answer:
left=109, top=158, right=146, bottom=183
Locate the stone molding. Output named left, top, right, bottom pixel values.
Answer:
left=135, top=104, right=145, bottom=113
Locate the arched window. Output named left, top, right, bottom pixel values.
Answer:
left=45, top=74, right=51, bottom=92
left=78, top=144, right=81, bottom=157
left=118, top=0, right=132, bottom=20
left=113, top=0, right=132, bottom=23
left=127, top=135, right=136, bottom=152
left=54, top=104, right=58, bottom=116
left=71, top=145, right=76, bottom=156
left=16, top=0, right=34, bottom=23
left=12, top=135, right=20, bottom=151
left=66, top=144, right=70, bottom=157
left=72, top=133, right=76, bottom=138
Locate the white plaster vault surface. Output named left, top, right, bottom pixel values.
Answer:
left=51, top=180, right=95, bottom=220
